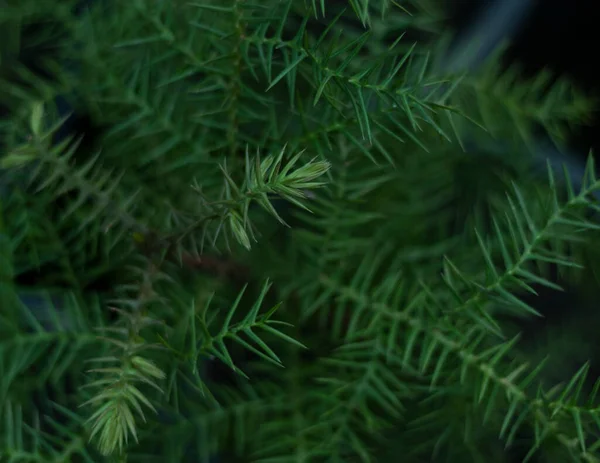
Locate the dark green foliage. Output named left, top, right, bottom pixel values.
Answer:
left=1, top=1, right=600, bottom=462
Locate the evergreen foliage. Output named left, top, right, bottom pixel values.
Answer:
left=1, top=1, right=600, bottom=462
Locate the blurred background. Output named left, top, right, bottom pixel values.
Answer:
left=448, top=0, right=599, bottom=156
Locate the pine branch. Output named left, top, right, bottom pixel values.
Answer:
left=308, top=0, right=427, bottom=26
left=244, top=3, right=456, bottom=161
left=1, top=103, right=144, bottom=238
left=77, top=15, right=222, bottom=183
left=249, top=357, right=326, bottom=462
left=0, top=297, right=104, bottom=402
left=161, top=145, right=330, bottom=253
left=321, top=271, right=599, bottom=461
left=0, top=401, right=97, bottom=463
left=161, top=279, right=305, bottom=380
left=146, top=382, right=292, bottom=461
left=0, top=219, right=107, bottom=408
left=81, top=259, right=167, bottom=457
left=283, top=138, right=393, bottom=323
left=441, top=155, right=600, bottom=332
left=312, top=338, right=415, bottom=461
left=453, top=60, right=595, bottom=146
left=314, top=154, right=600, bottom=460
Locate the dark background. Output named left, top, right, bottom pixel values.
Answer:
left=448, top=0, right=600, bottom=158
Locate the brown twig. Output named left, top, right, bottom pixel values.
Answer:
left=179, top=252, right=251, bottom=285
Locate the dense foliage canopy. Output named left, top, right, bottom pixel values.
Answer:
left=1, top=1, right=599, bottom=462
